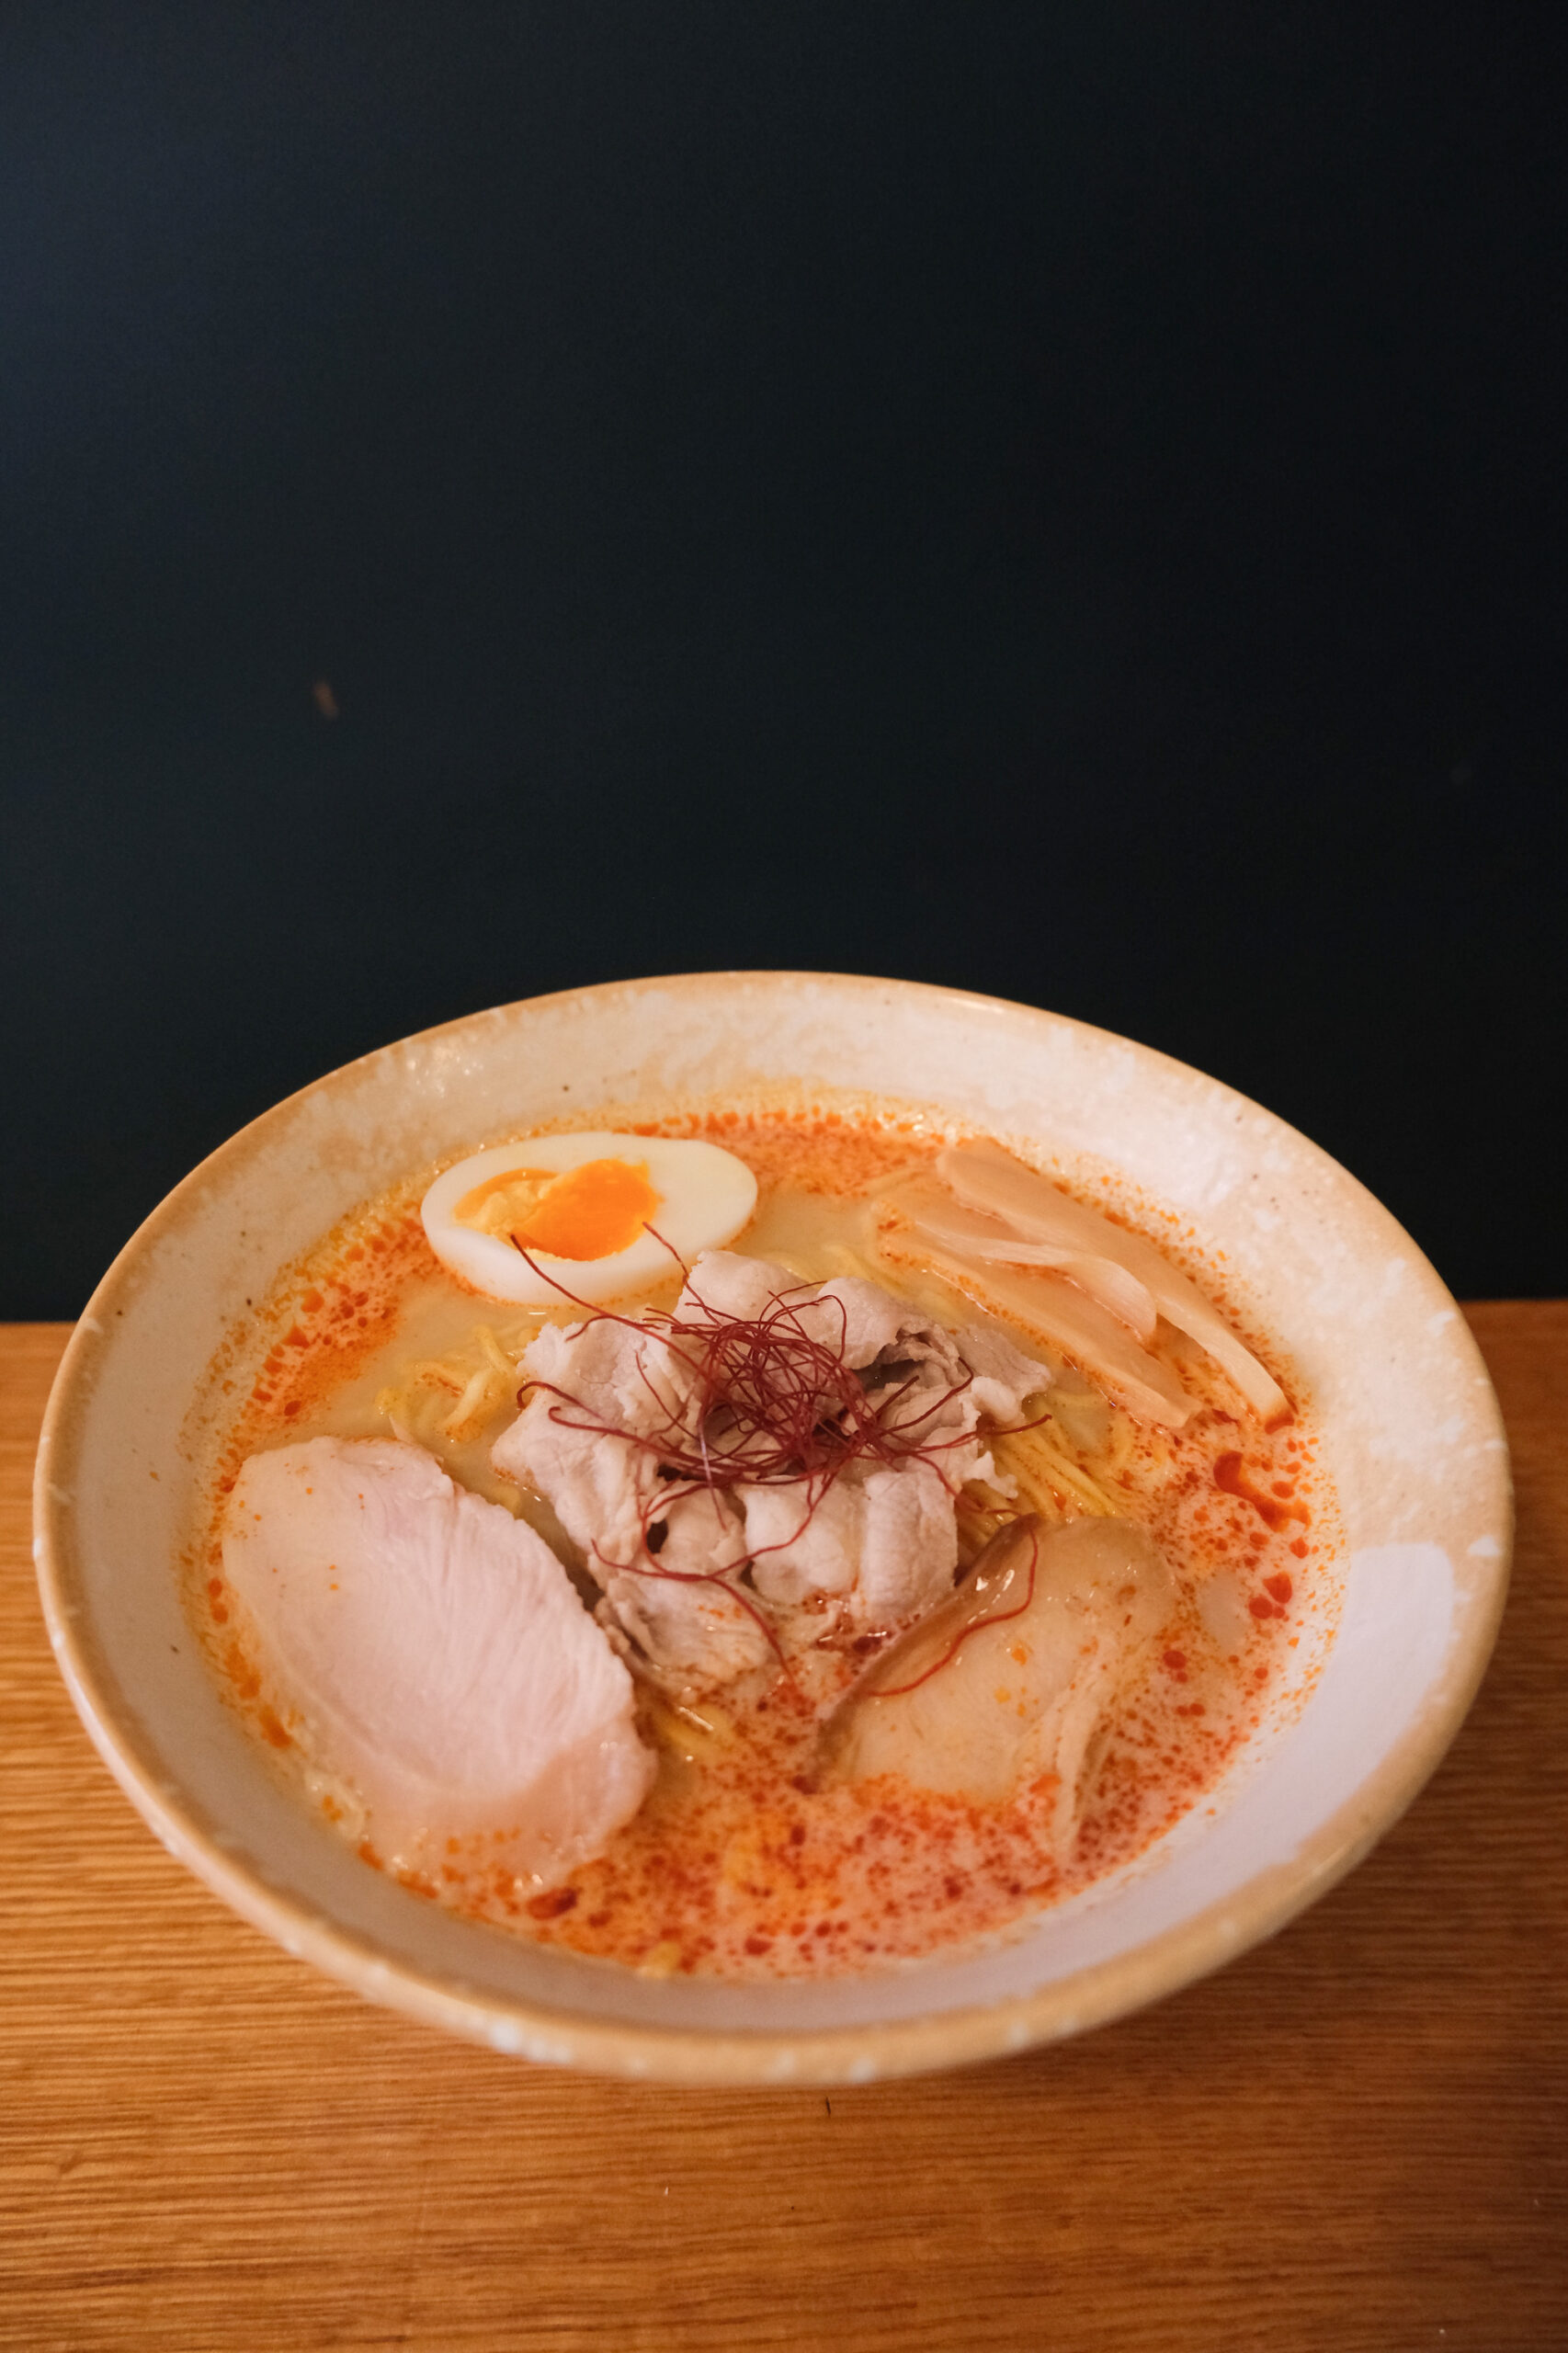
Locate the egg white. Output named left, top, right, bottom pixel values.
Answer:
left=420, top=1131, right=758, bottom=1304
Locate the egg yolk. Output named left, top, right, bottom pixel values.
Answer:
left=509, top=1158, right=661, bottom=1261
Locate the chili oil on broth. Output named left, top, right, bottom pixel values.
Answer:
left=188, top=1103, right=1337, bottom=1981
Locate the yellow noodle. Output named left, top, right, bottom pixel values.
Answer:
left=375, top=1317, right=542, bottom=1449
left=992, top=1423, right=1119, bottom=1517
left=441, top=1366, right=500, bottom=1441
left=475, top=1324, right=519, bottom=1378
left=1007, top=1465, right=1067, bottom=1521
left=1103, top=1413, right=1135, bottom=1477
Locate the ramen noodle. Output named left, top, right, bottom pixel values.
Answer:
left=192, top=1104, right=1336, bottom=1979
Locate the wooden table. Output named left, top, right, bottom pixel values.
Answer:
left=3, top=1310, right=1563, bottom=2352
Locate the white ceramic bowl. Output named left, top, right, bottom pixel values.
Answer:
left=34, top=973, right=1511, bottom=2083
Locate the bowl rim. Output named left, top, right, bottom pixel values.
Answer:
left=34, top=969, right=1514, bottom=2084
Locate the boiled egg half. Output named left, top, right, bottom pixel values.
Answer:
left=420, top=1131, right=757, bottom=1305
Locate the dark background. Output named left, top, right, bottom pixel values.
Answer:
left=3, top=4, right=1563, bottom=1316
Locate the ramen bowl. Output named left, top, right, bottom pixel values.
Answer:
left=34, top=972, right=1511, bottom=2083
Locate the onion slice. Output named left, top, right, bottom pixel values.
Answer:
left=937, top=1142, right=1288, bottom=1423
left=883, top=1237, right=1195, bottom=1428
left=888, top=1174, right=1158, bottom=1340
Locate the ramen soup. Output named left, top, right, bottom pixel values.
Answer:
left=193, top=1106, right=1338, bottom=1981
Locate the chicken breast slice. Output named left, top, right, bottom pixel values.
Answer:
left=221, top=1437, right=653, bottom=1885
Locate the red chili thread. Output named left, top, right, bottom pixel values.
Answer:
left=529, top=1245, right=1040, bottom=1465
left=507, top=1238, right=1051, bottom=1671
left=512, top=1239, right=1048, bottom=1518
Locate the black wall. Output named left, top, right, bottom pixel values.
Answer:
left=4, top=5, right=1563, bottom=1315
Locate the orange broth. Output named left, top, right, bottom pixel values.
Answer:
left=191, top=1106, right=1338, bottom=1979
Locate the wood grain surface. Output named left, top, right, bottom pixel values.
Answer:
left=3, top=1310, right=1564, bottom=2353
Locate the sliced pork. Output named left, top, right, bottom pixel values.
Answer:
left=676, top=1249, right=806, bottom=1328
left=491, top=1252, right=1052, bottom=1664
left=522, top=1313, right=700, bottom=1443
left=221, top=1437, right=654, bottom=1884
left=740, top=1458, right=956, bottom=1627
left=492, top=1372, right=769, bottom=1693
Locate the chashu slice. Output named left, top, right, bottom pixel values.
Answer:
left=221, top=1436, right=654, bottom=1885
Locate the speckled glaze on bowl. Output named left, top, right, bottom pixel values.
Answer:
left=34, top=973, right=1511, bottom=2084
